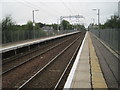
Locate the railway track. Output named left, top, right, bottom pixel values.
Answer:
left=2, top=33, right=76, bottom=73
left=2, top=31, right=85, bottom=89
left=2, top=37, right=71, bottom=74
left=18, top=32, right=85, bottom=89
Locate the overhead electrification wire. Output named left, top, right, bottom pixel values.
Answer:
left=18, top=0, right=59, bottom=17
left=16, top=0, right=60, bottom=24
left=17, top=0, right=37, bottom=10
left=61, top=1, right=74, bottom=15
left=68, top=2, right=78, bottom=15
left=36, top=2, right=63, bottom=16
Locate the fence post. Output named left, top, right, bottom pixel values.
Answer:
left=18, top=30, right=19, bottom=42
left=3, top=31, right=6, bottom=44
left=11, top=30, right=13, bottom=43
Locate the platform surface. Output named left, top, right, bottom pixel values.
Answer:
left=90, top=32, right=119, bottom=88
left=1, top=31, right=79, bottom=53
left=64, top=31, right=109, bottom=89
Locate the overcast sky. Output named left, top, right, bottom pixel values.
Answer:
left=1, top=0, right=120, bottom=27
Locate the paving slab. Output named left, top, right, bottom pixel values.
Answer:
left=90, top=32, right=119, bottom=88
left=70, top=32, right=91, bottom=88
left=88, top=32, right=108, bottom=88
left=71, top=81, right=91, bottom=88
left=64, top=31, right=108, bottom=89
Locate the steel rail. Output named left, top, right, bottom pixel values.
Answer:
left=54, top=34, right=83, bottom=89
left=3, top=36, right=69, bottom=65
left=2, top=37, right=72, bottom=75
left=17, top=34, right=81, bottom=90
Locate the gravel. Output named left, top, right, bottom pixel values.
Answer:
left=2, top=32, right=83, bottom=88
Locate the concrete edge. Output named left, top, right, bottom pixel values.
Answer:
left=63, top=31, right=88, bottom=88
left=1, top=31, right=80, bottom=53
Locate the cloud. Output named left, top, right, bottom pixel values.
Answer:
left=1, top=0, right=120, bottom=2
left=1, top=1, right=118, bottom=27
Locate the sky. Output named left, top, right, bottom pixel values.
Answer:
left=1, top=0, right=120, bottom=27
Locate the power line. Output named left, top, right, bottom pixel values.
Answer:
left=61, top=1, right=74, bottom=15
left=37, top=2, right=63, bottom=16
left=17, top=0, right=37, bottom=10
left=68, top=2, right=79, bottom=15
left=18, top=0, right=59, bottom=17
left=16, top=0, right=61, bottom=24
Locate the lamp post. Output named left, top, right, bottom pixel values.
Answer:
left=92, top=8, right=100, bottom=38
left=92, top=9, right=100, bottom=26
left=33, top=10, right=39, bottom=39
left=57, top=18, right=60, bottom=33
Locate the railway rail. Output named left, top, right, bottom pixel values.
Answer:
left=2, top=31, right=79, bottom=59
left=2, top=31, right=85, bottom=89
left=2, top=33, right=75, bottom=64
left=2, top=33, right=75, bottom=74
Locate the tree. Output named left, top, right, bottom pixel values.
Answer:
left=52, top=24, right=58, bottom=30
left=104, top=15, right=120, bottom=28
left=67, top=24, right=73, bottom=30
left=26, top=21, right=33, bottom=30
left=89, top=15, right=120, bottom=29
left=35, top=23, right=40, bottom=30
left=61, top=20, right=70, bottom=30
left=37, top=22, right=45, bottom=28
left=0, top=21, right=2, bottom=30
left=2, top=15, right=15, bottom=31
left=75, top=24, right=85, bottom=30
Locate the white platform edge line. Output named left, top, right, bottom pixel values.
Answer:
left=1, top=31, right=80, bottom=53
left=63, top=31, right=88, bottom=89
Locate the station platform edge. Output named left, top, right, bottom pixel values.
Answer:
left=1, top=31, right=80, bottom=53
left=64, top=31, right=108, bottom=89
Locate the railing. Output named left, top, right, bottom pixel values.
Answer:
left=90, top=29, right=120, bottom=54
left=2, top=29, right=78, bottom=44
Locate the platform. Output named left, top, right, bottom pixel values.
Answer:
left=64, top=31, right=119, bottom=89
left=1, top=31, right=79, bottom=53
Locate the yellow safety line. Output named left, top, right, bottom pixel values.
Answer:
left=88, top=33, right=108, bottom=89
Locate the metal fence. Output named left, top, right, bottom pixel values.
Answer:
left=90, top=29, right=120, bottom=54
left=2, top=29, right=77, bottom=44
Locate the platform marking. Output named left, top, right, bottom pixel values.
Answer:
left=88, top=33, right=108, bottom=89
left=63, top=32, right=88, bottom=89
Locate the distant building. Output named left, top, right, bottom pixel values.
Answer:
left=41, top=26, right=55, bottom=35
left=118, top=1, right=120, bottom=16
left=88, top=24, right=99, bottom=30
left=41, top=26, right=53, bottom=32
